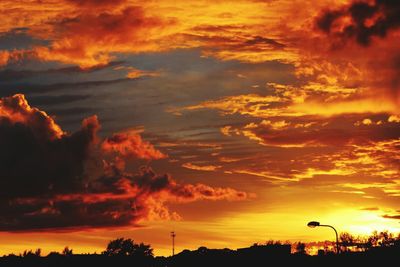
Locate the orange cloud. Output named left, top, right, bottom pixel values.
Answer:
left=293, top=0, right=400, bottom=110
left=124, top=67, right=161, bottom=79
left=33, top=6, right=176, bottom=68
left=0, top=0, right=306, bottom=68
left=169, top=181, right=247, bottom=202
left=179, top=93, right=396, bottom=120
left=102, top=130, right=167, bottom=161
left=178, top=94, right=286, bottom=118
left=0, top=94, right=64, bottom=140
left=0, top=50, right=33, bottom=67
left=222, top=113, right=400, bottom=148
left=66, top=0, right=127, bottom=9
left=182, top=162, right=222, bottom=171
left=388, top=115, right=400, bottom=123
left=0, top=51, right=9, bottom=66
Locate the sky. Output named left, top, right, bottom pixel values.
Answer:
left=0, top=0, right=400, bottom=256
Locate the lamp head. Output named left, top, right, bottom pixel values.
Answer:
left=307, top=221, right=320, bottom=228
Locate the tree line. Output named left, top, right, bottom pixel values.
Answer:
left=1, top=231, right=399, bottom=267
left=5, top=230, right=400, bottom=258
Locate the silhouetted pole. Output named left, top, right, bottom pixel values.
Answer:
left=171, top=231, right=176, bottom=256
left=307, top=221, right=340, bottom=254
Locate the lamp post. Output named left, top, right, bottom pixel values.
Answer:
left=171, top=231, right=176, bottom=257
left=307, top=221, right=340, bottom=254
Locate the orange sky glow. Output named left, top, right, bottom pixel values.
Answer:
left=0, top=0, right=399, bottom=256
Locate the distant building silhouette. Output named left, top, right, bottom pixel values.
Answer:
left=237, top=243, right=291, bottom=258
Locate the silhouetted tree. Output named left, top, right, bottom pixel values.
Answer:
left=104, top=238, right=133, bottom=256
left=22, top=249, right=41, bottom=258
left=62, top=246, right=73, bottom=256
left=134, top=242, right=154, bottom=257
left=295, top=242, right=306, bottom=255
left=363, top=230, right=396, bottom=249
left=103, top=238, right=153, bottom=257
left=366, top=231, right=380, bottom=248
left=340, top=232, right=356, bottom=251
left=197, top=246, right=209, bottom=255
left=378, top=231, right=395, bottom=247
left=265, top=240, right=281, bottom=245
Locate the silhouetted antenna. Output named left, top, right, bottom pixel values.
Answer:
left=170, top=231, right=176, bottom=256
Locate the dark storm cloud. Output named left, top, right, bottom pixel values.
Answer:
left=316, top=0, right=400, bottom=46
left=0, top=104, right=99, bottom=198
left=0, top=197, right=136, bottom=231
left=0, top=165, right=246, bottom=231
left=0, top=94, right=247, bottom=231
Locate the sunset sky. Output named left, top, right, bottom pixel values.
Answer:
left=0, top=0, right=400, bottom=256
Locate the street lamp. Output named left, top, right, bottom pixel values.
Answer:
left=307, top=221, right=340, bottom=254
left=171, top=231, right=176, bottom=256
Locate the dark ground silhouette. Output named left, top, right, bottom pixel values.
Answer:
left=1, top=233, right=399, bottom=267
